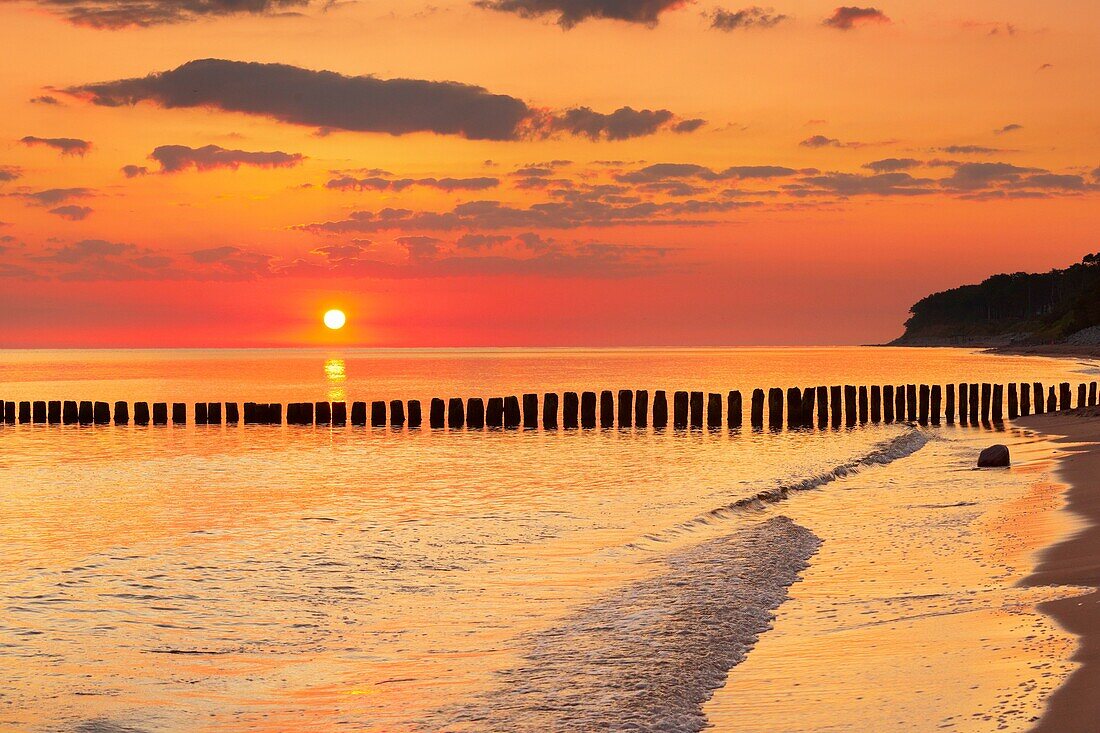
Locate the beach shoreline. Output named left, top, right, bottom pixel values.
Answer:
left=1019, top=408, right=1100, bottom=732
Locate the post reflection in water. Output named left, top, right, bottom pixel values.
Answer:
left=324, top=357, right=346, bottom=402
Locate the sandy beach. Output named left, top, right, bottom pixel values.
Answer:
left=1019, top=408, right=1100, bottom=731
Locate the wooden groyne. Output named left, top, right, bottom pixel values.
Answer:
left=2, top=380, right=1097, bottom=431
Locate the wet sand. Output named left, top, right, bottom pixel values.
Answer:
left=1019, top=408, right=1100, bottom=732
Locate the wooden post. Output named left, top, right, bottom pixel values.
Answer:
left=543, top=393, right=559, bottom=430
left=1046, top=386, right=1056, bottom=413
left=0, top=401, right=4, bottom=424
left=768, top=388, right=784, bottom=431
left=844, top=386, right=857, bottom=427
left=1008, top=384, right=1018, bottom=419
left=351, top=401, right=367, bottom=426
left=132, top=402, right=149, bottom=425
left=895, top=386, right=906, bottom=423
left=1090, top=382, right=1098, bottom=407
left=93, top=402, right=111, bottom=425
left=504, top=396, right=521, bottom=429
left=32, top=401, right=46, bottom=423
left=487, top=397, right=505, bottom=428
left=241, top=402, right=255, bottom=424
left=870, top=386, right=881, bottom=423
left=331, top=402, right=346, bottom=426
left=652, top=390, right=668, bottom=429
left=931, top=385, right=941, bottom=425
left=207, top=402, right=222, bottom=425
left=816, top=386, right=828, bottom=429
left=980, top=384, right=992, bottom=422
left=750, top=389, right=765, bottom=429
left=270, top=404, right=283, bottom=425
left=313, top=402, right=329, bottom=426
left=152, top=402, right=168, bottom=425
left=467, top=398, right=485, bottom=429
left=673, top=391, right=689, bottom=429
left=114, top=401, right=128, bottom=425
left=19, top=401, right=31, bottom=423
left=195, top=403, right=208, bottom=425
left=372, top=401, right=387, bottom=427
left=303, top=402, right=316, bottom=425
left=992, top=384, right=1004, bottom=422
left=787, top=387, right=801, bottom=429
left=800, top=387, right=815, bottom=428
left=708, top=393, right=722, bottom=429
left=48, top=400, right=61, bottom=425
left=1078, top=383, right=1087, bottom=410
left=600, top=391, right=615, bottom=429
left=448, top=397, right=467, bottom=427
left=906, top=384, right=918, bottom=423
left=858, top=386, right=869, bottom=424
left=563, top=392, right=579, bottom=429
left=830, top=386, right=842, bottom=428
left=582, top=391, right=598, bottom=428
left=6, top=401, right=18, bottom=424
left=172, top=403, right=186, bottom=424
left=430, top=398, right=445, bottom=428
left=618, top=390, right=633, bottom=428
left=883, top=385, right=895, bottom=423
left=918, top=385, right=929, bottom=425
left=944, top=384, right=954, bottom=423
left=968, top=384, right=979, bottom=424
left=523, top=393, right=539, bottom=429
left=1060, top=382, right=1072, bottom=411
left=728, top=390, right=743, bottom=429
left=959, top=384, right=969, bottom=423
left=690, top=391, right=704, bottom=429
left=634, top=390, right=648, bottom=428
left=1033, top=383, right=1044, bottom=414
left=1020, top=384, right=1030, bottom=417
left=390, top=400, right=406, bottom=428
left=407, top=400, right=422, bottom=428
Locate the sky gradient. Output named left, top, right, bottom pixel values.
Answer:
left=1, top=0, right=1097, bottom=346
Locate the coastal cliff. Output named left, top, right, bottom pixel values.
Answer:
left=891, top=254, right=1100, bottom=348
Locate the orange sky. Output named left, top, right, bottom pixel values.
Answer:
left=0, top=0, right=1097, bottom=346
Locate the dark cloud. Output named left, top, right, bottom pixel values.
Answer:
left=1011, top=173, right=1088, bottom=191
left=1038, top=63, right=1053, bottom=71
left=709, top=6, right=788, bottom=31
left=472, top=0, right=686, bottom=29
left=325, top=175, right=500, bottom=192
left=551, top=107, right=698, bottom=141
left=615, top=163, right=797, bottom=183
left=0, top=165, right=23, bottom=182
left=862, top=157, right=920, bottom=172
left=42, top=238, right=133, bottom=263
left=822, top=6, right=889, bottom=30
left=121, top=165, right=149, bottom=178
left=673, top=118, right=706, bottom=134
left=48, top=205, right=94, bottom=220
left=149, top=144, right=304, bottom=173
left=189, top=245, right=275, bottom=278
left=20, top=135, right=92, bottom=156
left=67, top=59, right=692, bottom=143
left=29, top=95, right=61, bottom=105
left=994, top=123, right=1023, bottom=135
left=786, top=171, right=936, bottom=197
left=456, top=233, right=511, bottom=250
left=800, top=134, right=840, bottom=148
left=19, top=187, right=95, bottom=206
left=18, top=0, right=315, bottom=29
left=938, top=145, right=1003, bottom=155
left=940, top=162, right=1038, bottom=190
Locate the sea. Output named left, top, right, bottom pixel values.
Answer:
left=0, top=347, right=1095, bottom=732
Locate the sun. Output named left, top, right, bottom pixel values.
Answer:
left=323, top=309, right=346, bottom=330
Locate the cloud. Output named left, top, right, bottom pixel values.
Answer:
left=1038, top=63, right=1053, bottom=71
left=673, top=118, right=706, bottom=133
left=48, top=205, right=94, bottom=220
left=324, top=175, right=500, bottom=192
left=0, top=165, right=23, bottom=182
left=121, top=164, right=149, bottom=178
left=938, top=145, right=1003, bottom=155
left=189, top=245, right=275, bottom=278
left=994, top=123, right=1023, bottom=135
left=29, top=95, right=61, bottom=105
left=551, top=107, right=700, bottom=141
left=940, top=162, right=1038, bottom=190
left=822, top=6, right=889, bottom=30
left=149, top=144, right=304, bottom=173
left=709, top=6, right=788, bottom=31
left=42, top=238, right=133, bottom=263
left=67, top=59, right=692, bottom=143
left=472, top=0, right=687, bottom=29
left=17, top=0, right=316, bottom=29
left=862, top=157, right=920, bottom=172
left=614, top=162, right=797, bottom=183
left=19, top=187, right=95, bottom=206
left=19, top=136, right=92, bottom=156
left=786, top=171, right=936, bottom=197
left=800, top=134, right=840, bottom=148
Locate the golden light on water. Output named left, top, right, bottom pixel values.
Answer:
left=323, top=309, right=347, bottom=330
left=324, top=358, right=346, bottom=402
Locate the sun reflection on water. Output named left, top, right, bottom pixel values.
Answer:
left=324, top=358, right=346, bottom=402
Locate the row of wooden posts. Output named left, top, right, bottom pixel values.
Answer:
left=2, top=381, right=1097, bottom=430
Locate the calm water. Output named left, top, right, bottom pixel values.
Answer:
left=0, top=347, right=1095, bottom=732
